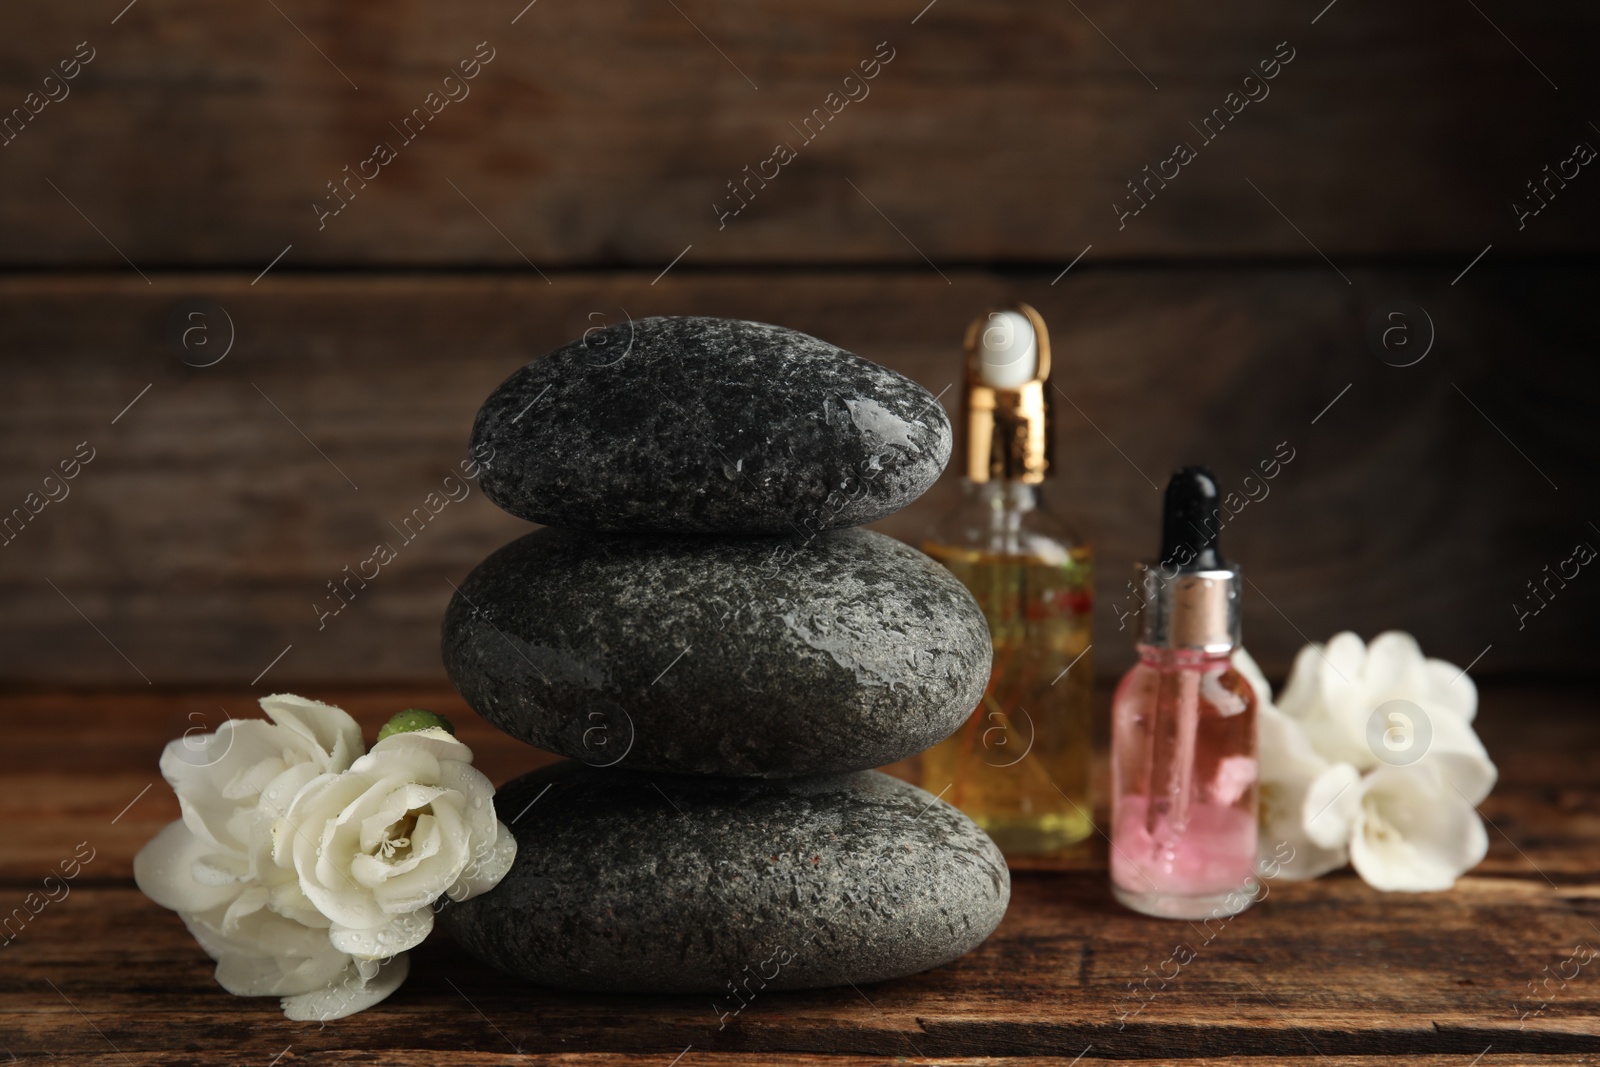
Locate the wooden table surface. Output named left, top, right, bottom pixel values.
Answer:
left=2, top=683, right=1596, bottom=1066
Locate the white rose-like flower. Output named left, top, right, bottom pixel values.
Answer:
left=1348, top=763, right=1489, bottom=892
left=276, top=728, right=516, bottom=960
left=136, top=698, right=508, bottom=1019
left=135, top=694, right=369, bottom=1002
left=159, top=693, right=364, bottom=868
left=142, top=822, right=404, bottom=1020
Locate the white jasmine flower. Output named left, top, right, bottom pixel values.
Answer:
left=275, top=728, right=516, bottom=960
left=1262, top=633, right=1497, bottom=893
left=1276, top=632, right=1388, bottom=768
left=1348, top=763, right=1489, bottom=892
left=1278, top=631, right=1497, bottom=800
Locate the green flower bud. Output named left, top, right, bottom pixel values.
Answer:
left=377, top=708, right=456, bottom=741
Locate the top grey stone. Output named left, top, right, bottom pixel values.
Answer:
left=471, top=316, right=952, bottom=533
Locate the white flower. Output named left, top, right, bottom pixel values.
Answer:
left=1236, top=648, right=1355, bottom=880
left=140, top=816, right=405, bottom=1019
left=1348, top=763, right=1489, bottom=892
left=1278, top=631, right=1496, bottom=804
left=275, top=728, right=516, bottom=960
left=159, top=693, right=364, bottom=870
left=1261, top=632, right=1497, bottom=893
left=280, top=955, right=411, bottom=1023
left=137, top=820, right=346, bottom=991
left=135, top=695, right=372, bottom=1005
left=138, top=698, right=517, bottom=1019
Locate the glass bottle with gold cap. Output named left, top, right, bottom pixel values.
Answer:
left=919, top=303, right=1094, bottom=857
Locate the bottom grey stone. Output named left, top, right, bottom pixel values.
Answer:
left=441, top=761, right=1010, bottom=994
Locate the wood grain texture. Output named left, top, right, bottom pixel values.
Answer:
left=0, top=268, right=1595, bottom=686
left=0, top=1, right=1595, bottom=267
left=0, top=685, right=1596, bottom=1064
left=0, top=1061, right=1565, bottom=1067
left=0, top=1060, right=1581, bottom=1067
left=6, top=1062, right=1593, bottom=1067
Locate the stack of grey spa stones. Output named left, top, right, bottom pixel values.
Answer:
left=439, top=316, right=1009, bottom=998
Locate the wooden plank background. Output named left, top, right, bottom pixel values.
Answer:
left=1, top=1, right=1597, bottom=266
left=1, top=268, right=1595, bottom=685
left=2, top=9, right=1596, bottom=1064
left=0, top=0, right=1597, bottom=687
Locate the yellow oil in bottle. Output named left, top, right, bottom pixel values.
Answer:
left=919, top=544, right=1094, bottom=856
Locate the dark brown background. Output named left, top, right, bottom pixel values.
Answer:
left=1, top=0, right=1597, bottom=687
left=3, top=6, right=1599, bottom=1064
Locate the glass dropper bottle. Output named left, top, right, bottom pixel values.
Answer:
left=919, top=304, right=1095, bottom=857
left=1110, top=466, right=1260, bottom=918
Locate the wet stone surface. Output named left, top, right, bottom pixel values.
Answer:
left=441, top=527, right=992, bottom=777
left=470, top=316, right=952, bottom=534
left=440, top=762, right=1012, bottom=993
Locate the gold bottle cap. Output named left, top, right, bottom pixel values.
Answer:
left=962, top=303, right=1054, bottom=484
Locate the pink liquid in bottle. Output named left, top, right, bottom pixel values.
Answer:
left=1111, top=645, right=1259, bottom=918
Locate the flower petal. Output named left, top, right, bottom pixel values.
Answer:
left=1349, top=765, right=1489, bottom=892
left=259, top=693, right=365, bottom=771
left=1255, top=703, right=1349, bottom=881
left=1424, top=658, right=1477, bottom=721
left=1258, top=699, right=1323, bottom=774
left=212, top=947, right=348, bottom=998
left=1308, top=634, right=1377, bottom=768
left=357, top=785, right=449, bottom=854
left=184, top=902, right=352, bottom=996
left=329, top=909, right=433, bottom=959
left=1420, top=711, right=1498, bottom=806
left=1275, top=642, right=1326, bottom=721
left=281, top=953, right=410, bottom=1022
left=450, top=821, right=518, bottom=901
left=1365, top=631, right=1430, bottom=703
left=1320, top=632, right=1368, bottom=702
left=1303, top=763, right=1361, bottom=850
left=160, top=720, right=283, bottom=850
left=367, top=728, right=474, bottom=766
left=134, top=821, right=242, bottom=914
left=374, top=805, right=469, bottom=913
left=260, top=762, right=327, bottom=824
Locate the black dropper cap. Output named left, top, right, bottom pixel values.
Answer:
left=1159, top=466, right=1223, bottom=571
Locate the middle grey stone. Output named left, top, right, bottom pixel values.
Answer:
left=441, top=527, right=992, bottom=777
